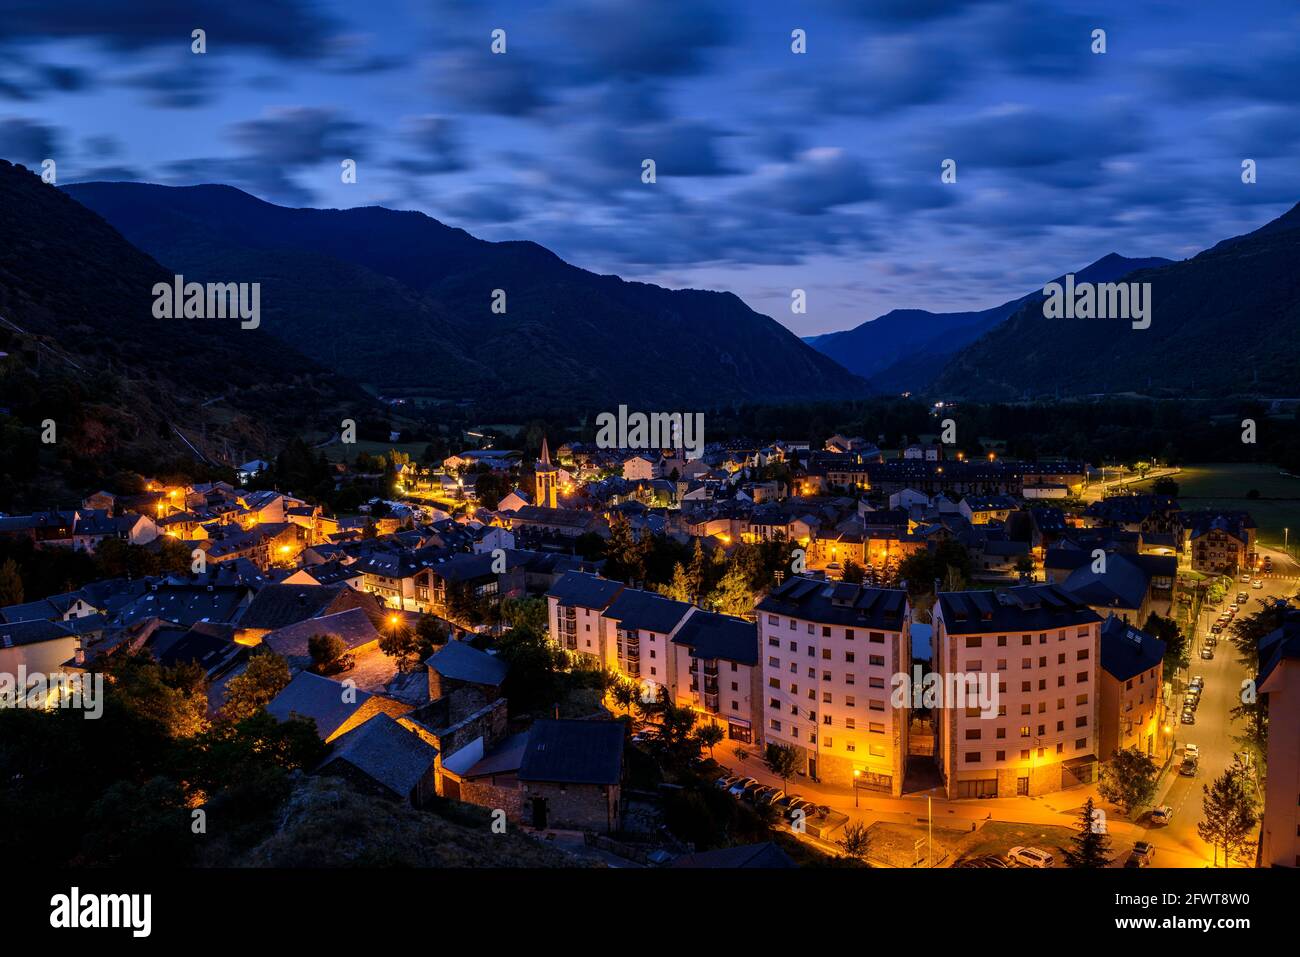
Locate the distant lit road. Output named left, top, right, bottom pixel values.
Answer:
left=1081, top=467, right=1179, bottom=504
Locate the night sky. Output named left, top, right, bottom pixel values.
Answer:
left=3, top=0, right=1298, bottom=336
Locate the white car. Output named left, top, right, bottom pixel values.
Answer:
left=1253, top=579, right=1264, bottom=589
left=1184, top=744, right=1199, bottom=760
left=1150, top=805, right=1173, bottom=825
left=1190, top=676, right=1204, bottom=690
left=1007, top=846, right=1054, bottom=868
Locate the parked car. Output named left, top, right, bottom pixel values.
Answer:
left=1007, top=846, right=1054, bottom=868
left=728, top=777, right=757, bottom=797
left=1180, top=757, right=1198, bottom=776
left=716, top=775, right=739, bottom=790
left=1150, top=805, right=1173, bottom=825
left=757, top=788, right=786, bottom=806
left=1201, top=646, right=1215, bottom=659
left=1181, top=708, right=1196, bottom=725
left=1190, top=675, right=1204, bottom=690
left=741, top=781, right=767, bottom=801
left=1241, top=573, right=1252, bottom=583
left=1253, top=579, right=1264, bottom=589
left=1210, top=623, right=1223, bottom=634
left=1184, top=743, right=1199, bottom=760
left=980, top=855, right=1009, bottom=868
left=1126, top=841, right=1156, bottom=867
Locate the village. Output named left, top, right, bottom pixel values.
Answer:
left=2, top=430, right=1294, bottom=869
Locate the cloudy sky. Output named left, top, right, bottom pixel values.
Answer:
left=3, top=0, right=1298, bottom=336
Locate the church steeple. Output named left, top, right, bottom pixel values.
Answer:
left=535, top=436, right=559, bottom=509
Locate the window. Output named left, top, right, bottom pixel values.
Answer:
left=869, top=699, right=884, bottom=711
left=846, top=673, right=856, bottom=685
left=822, top=691, right=833, bottom=703
left=869, top=655, right=884, bottom=666
left=845, top=651, right=856, bottom=663
left=996, top=727, right=1006, bottom=739
left=769, top=656, right=780, bottom=667
left=822, top=670, right=831, bottom=681
left=966, top=636, right=982, bottom=648
left=1019, top=726, right=1031, bottom=737
left=846, top=696, right=856, bottom=707
left=822, top=648, right=832, bottom=660
left=845, top=629, right=855, bottom=641
left=870, top=631, right=884, bottom=643
left=869, top=677, right=884, bottom=689
left=768, top=615, right=779, bottom=625
left=1075, top=715, right=1088, bottom=728
left=822, top=626, right=831, bottom=637
left=768, top=677, right=780, bottom=688
left=965, top=752, right=981, bottom=763
left=731, top=682, right=738, bottom=691
left=966, top=728, right=982, bottom=740
left=770, top=719, right=781, bottom=731
left=823, top=714, right=832, bottom=725
left=845, top=742, right=856, bottom=753
left=997, top=635, right=1007, bottom=646
left=869, top=722, right=885, bottom=734
left=1077, top=671, right=1089, bottom=683
left=996, top=750, right=1006, bottom=761
left=1077, top=648, right=1089, bottom=661
left=845, top=718, right=855, bottom=729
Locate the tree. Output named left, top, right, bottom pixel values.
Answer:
left=501, top=596, right=547, bottom=636
left=709, top=562, right=756, bottom=618
left=1198, top=768, right=1259, bottom=868
left=841, top=557, right=865, bottom=584
left=733, top=745, right=750, bottom=765
left=695, top=722, right=725, bottom=759
left=1063, top=797, right=1113, bottom=868
left=1152, top=476, right=1179, bottom=496
left=1143, top=612, right=1187, bottom=674
left=0, top=558, right=22, bottom=606
left=1098, top=746, right=1159, bottom=815
left=223, top=650, right=291, bottom=722
left=763, top=742, right=802, bottom=794
left=837, top=821, right=872, bottom=862
left=610, top=679, right=637, bottom=716
left=308, top=633, right=352, bottom=676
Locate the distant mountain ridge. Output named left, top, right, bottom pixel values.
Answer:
left=0, top=160, right=363, bottom=502
left=807, top=253, right=1173, bottom=393
left=66, top=182, right=868, bottom=408
left=930, top=203, right=1300, bottom=400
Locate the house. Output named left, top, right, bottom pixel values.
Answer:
left=932, top=585, right=1102, bottom=798
left=1186, top=512, right=1256, bottom=575
left=234, top=583, right=383, bottom=645
left=1097, top=616, right=1166, bottom=760
left=958, top=495, right=1017, bottom=526
left=1259, top=607, right=1300, bottom=868
left=622, top=454, right=660, bottom=481
left=281, top=560, right=365, bottom=590
left=671, top=609, right=760, bottom=744
left=1061, top=552, right=1157, bottom=625
left=317, top=713, right=440, bottom=806
left=443, top=449, right=522, bottom=472
left=426, top=640, right=509, bottom=714
left=496, top=489, right=532, bottom=513
left=261, top=607, right=383, bottom=672
left=0, top=619, right=78, bottom=677
left=266, top=671, right=412, bottom=742
left=237, top=459, right=269, bottom=484
left=547, top=572, right=626, bottom=665
left=70, top=510, right=161, bottom=552
left=115, top=583, right=253, bottom=629
left=756, top=577, right=911, bottom=794
left=517, top=719, right=625, bottom=833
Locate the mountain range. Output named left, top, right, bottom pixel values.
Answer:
left=930, top=203, right=1300, bottom=400
left=806, top=253, right=1173, bottom=394
left=65, top=181, right=867, bottom=409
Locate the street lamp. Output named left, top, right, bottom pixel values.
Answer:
left=853, top=768, right=860, bottom=807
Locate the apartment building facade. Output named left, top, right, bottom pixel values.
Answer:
left=1259, top=608, right=1300, bottom=868
left=933, top=584, right=1102, bottom=799
left=670, top=609, right=761, bottom=745
left=756, top=577, right=910, bottom=795
left=1097, top=616, right=1166, bottom=760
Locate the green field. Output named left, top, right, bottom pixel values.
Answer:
left=1130, top=462, right=1300, bottom=547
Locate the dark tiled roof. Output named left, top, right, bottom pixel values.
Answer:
left=262, top=607, right=380, bottom=659
left=427, top=640, right=509, bottom=686
left=267, top=671, right=370, bottom=739
left=1099, top=616, right=1165, bottom=681
left=547, top=571, right=625, bottom=610
left=0, top=618, right=74, bottom=648
left=756, top=576, right=908, bottom=630
left=238, top=584, right=348, bottom=631
left=518, top=719, right=624, bottom=785
left=937, top=584, right=1101, bottom=635
left=116, top=585, right=249, bottom=627
left=673, top=610, right=758, bottom=665
left=603, top=589, right=692, bottom=635
left=321, top=714, right=438, bottom=798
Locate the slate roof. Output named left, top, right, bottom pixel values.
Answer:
left=267, top=671, right=371, bottom=740
left=546, top=571, right=625, bottom=610
left=426, top=640, right=509, bottom=686
left=518, top=719, right=624, bottom=785
left=603, top=588, right=692, bottom=635
left=1099, top=616, right=1166, bottom=682
left=262, top=607, right=380, bottom=660
left=1063, top=553, right=1150, bottom=610
left=756, top=576, right=908, bottom=630
left=238, top=584, right=349, bottom=631
left=672, top=610, right=758, bottom=665
left=116, top=585, right=249, bottom=627
left=0, top=618, right=74, bottom=648
left=937, top=584, right=1101, bottom=635
left=321, top=713, right=438, bottom=799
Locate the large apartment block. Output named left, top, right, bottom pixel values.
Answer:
left=933, top=585, right=1102, bottom=799
left=546, top=572, right=626, bottom=667
left=756, top=577, right=910, bottom=795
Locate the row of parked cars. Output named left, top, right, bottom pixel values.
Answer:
left=1181, top=675, right=1205, bottom=726
left=713, top=775, right=830, bottom=823
left=958, top=846, right=1055, bottom=868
